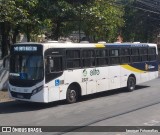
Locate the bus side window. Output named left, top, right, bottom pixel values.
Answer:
left=140, top=48, right=148, bottom=62
left=121, top=48, right=130, bottom=64
left=66, top=50, right=81, bottom=69
left=46, top=56, right=63, bottom=73
left=96, top=49, right=107, bottom=66
left=82, top=49, right=95, bottom=67
left=148, top=48, right=157, bottom=61
left=131, top=48, right=141, bottom=62
left=109, top=49, right=120, bottom=65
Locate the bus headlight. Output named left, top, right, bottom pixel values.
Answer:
left=32, top=86, right=43, bottom=95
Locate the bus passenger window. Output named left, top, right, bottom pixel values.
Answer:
left=82, top=49, right=95, bottom=67
left=140, top=48, right=148, bottom=62
left=96, top=58, right=108, bottom=66
left=140, top=48, right=148, bottom=55
left=66, top=50, right=80, bottom=58
left=83, top=58, right=95, bottom=67
left=121, top=48, right=130, bottom=64
left=110, top=57, right=120, bottom=64
left=47, top=57, right=62, bottom=72
left=110, top=49, right=119, bottom=56
left=149, top=55, right=156, bottom=61
left=67, top=59, right=80, bottom=69
left=66, top=50, right=81, bottom=69
left=148, top=48, right=156, bottom=61
left=109, top=49, right=120, bottom=65
left=121, top=57, right=130, bottom=64
left=121, top=48, right=130, bottom=55
left=149, top=48, right=156, bottom=55
left=131, top=48, right=141, bottom=62
left=132, top=49, right=139, bottom=55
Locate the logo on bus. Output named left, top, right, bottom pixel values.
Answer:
left=83, top=69, right=87, bottom=77
left=90, top=69, right=100, bottom=76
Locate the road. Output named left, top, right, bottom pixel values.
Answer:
left=0, top=78, right=160, bottom=135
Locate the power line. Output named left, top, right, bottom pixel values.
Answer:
left=133, top=6, right=160, bottom=15
left=135, top=0, right=160, bottom=12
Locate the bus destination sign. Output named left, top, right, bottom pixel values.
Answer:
left=14, top=46, right=37, bottom=52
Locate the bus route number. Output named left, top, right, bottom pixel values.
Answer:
left=82, top=78, right=88, bottom=82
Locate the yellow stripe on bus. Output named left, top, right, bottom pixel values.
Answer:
left=95, top=44, right=105, bottom=48
left=121, top=65, right=145, bottom=73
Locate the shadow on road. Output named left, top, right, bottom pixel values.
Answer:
left=0, top=100, right=67, bottom=114
left=79, top=85, right=150, bottom=102
left=0, top=85, right=150, bottom=114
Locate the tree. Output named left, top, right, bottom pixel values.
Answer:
left=121, top=0, right=160, bottom=42
left=0, top=0, right=16, bottom=57
left=0, top=0, right=125, bottom=58
left=38, top=0, right=124, bottom=42
left=77, top=0, right=124, bottom=42
left=0, top=0, right=41, bottom=58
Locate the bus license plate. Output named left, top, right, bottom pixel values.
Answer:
left=17, top=94, right=24, bottom=99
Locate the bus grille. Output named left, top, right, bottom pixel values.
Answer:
left=10, top=91, right=32, bottom=99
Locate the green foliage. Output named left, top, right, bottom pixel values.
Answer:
left=36, top=0, right=125, bottom=41
left=121, top=0, right=160, bottom=42
left=79, top=0, right=124, bottom=42
left=0, top=0, right=125, bottom=45
left=1, top=0, right=38, bottom=23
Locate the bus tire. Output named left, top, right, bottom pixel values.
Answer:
left=127, top=77, right=136, bottom=92
left=66, top=86, right=78, bottom=103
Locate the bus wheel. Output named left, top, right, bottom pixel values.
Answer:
left=127, top=77, right=136, bottom=92
left=66, top=87, right=78, bottom=103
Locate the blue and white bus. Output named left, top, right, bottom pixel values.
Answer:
left=8, top=42, right=158, bottom=103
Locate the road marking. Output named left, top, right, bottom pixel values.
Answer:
left=144, top=120, right=160, bottom=126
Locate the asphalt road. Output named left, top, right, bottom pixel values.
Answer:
left=0, top=78, right=160, bottom=135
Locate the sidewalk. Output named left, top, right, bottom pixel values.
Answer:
left=0, top=90, right=12, bottom=102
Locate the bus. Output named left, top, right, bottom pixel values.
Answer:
left=8, top=42, right=158, bottom=103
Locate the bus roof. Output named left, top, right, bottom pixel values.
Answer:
left=14, top=42, right=157, bottom=49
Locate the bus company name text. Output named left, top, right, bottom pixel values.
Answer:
left=90, top=69, right=100, bottom=76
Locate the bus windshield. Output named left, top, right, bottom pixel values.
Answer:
left=10, top=55, right=44, bottom=80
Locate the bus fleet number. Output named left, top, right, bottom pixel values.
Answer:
left=82, top=78, right=88, bottom=82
